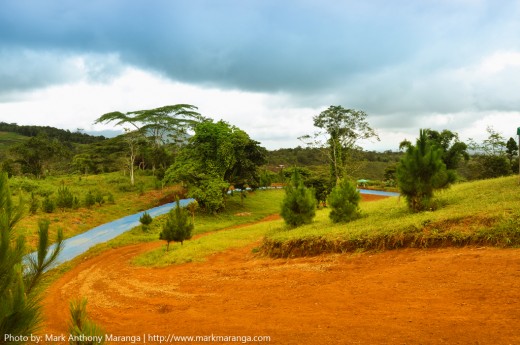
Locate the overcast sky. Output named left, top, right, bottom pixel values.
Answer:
left=1, top=0, right=519, bottom=150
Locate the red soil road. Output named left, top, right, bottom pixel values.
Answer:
left=41, top=196, right=520, bottom=344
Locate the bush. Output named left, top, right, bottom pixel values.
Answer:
left=42, top=195, right=55, bottom=213
left=280, top=170, right=316, bottom=227
left=56, top=184, right=75, bottom=210
left=107, top=192, right=115, bottom=204
left=139, top=212, right=153, bottom=231
left=94, top=190, right=105, bottom=206
left=84, top=191, right=96, bottom=208
left=328, top=179, right=361, bottom=223
left=29, top=192, right=39, bottom=215
left=159, top=199, right=194, bottom=250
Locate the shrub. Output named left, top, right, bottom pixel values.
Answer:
left=280, top=170, right=316, bottom=227
left=328, top=179, right=361, bottom=223
left=29, top=192, right=39, bottom=215
left=56, top=184, right=75, bottom=210
left=94, top=190, right=105, bottom=206
left=42, top=195, right=55, bottom=213
left=139, top=211, right=153, bottom=231
left=84, top=191, right=96, bottom=208
left=159, top=199, right=194, bottom=250
left=106, top=192, right=115, bottom=204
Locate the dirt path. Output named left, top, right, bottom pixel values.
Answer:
left=41, top=196, right=520, bottom=344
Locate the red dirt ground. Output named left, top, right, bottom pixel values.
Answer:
left=41, top=195, right=520, bottom=344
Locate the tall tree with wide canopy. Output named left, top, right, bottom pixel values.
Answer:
left=94, top=104, right=202, bottom=172
left=164, top=120, right=267, bottom=213
left=300, top=105, right=379, bottom=186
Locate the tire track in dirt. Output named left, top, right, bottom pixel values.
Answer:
left=41, top=196, right=520, bottom=344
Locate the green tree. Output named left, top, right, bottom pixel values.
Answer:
left=164, top=120, right=266, bottom=213
left=159, top=199, right=194, bottom=250
left=300, top=105, right=379, bottom=186
left=424, top=129, right=469, bottom=170
left=94, top=104, right=202, bottom=173
left=505, top=137, right=519, bottom=166
left=139, top=211, right=153, bottom=231
left=397, top=129, right=452, bottom=212
left=280, top=170, right=316, bottom=227
left=466, top=127, right=512, bottom=179
left=0, top=172, right=63, bottom=338
left=328, top=179, right=361, bottom=223
left=11, top=133, right=66, bottom=178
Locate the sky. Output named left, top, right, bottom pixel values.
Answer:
left=1, top=0, right=520, bottom=151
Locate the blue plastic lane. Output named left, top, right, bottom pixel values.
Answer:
left=358, top=189, right=400, bottom=197
left=27, top=198, right=195, bottom=270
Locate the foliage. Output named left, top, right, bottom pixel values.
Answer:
left=56, top=184, right=76, bottom=210
left=299, top=105, right=379, bottom=185
left=261, top=175, right=520, bottom=258
left=505, top=137, right=519, bottom=166
left=139, top=212, right=153, bottom=231
left=397, top=129, right=453, bottom=212
left=95, top=104, right=202, bottom=173
left=328, top=179, right=361, bottom=223
left=10, top=133, right=67, bottom=178
left=29, top=192, right=39, bottom=215
left=0, top=122, right=106, bottom=144
left=42, top=195, right=56, bottom=213
left=280, top=170, right=316, bottom=227
left=165, top=120, right=266, bottom=213
left=68, top=298, right=105, bottom=345
left=423, top=129, right=469, bottom=170
left=159, top=199, right=194, bottom=250
left=84, top=191, right=96, bottom=208
left=0, top=172, right=63, bottom=339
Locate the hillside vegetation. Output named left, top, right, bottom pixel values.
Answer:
left=261, top=176, right=520, bottom=257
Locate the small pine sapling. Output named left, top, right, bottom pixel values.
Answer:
left=280, top=169, right=316, bottom=227
left=328, top=179, right=361, bottom=223
left=139, top=211, right=153, bottom=231
left=159, top=199, right=194, bottom=251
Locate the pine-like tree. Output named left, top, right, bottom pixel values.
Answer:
left=0, top=172, right=63, bottom=338
left=280, top=170, right=316, bottom=227
left=159, top=199, right=194, bottom=250
left=68, top=298, right=105, bottom=345
left=139, top=211, right=153, bottom=231
left=397, top=129, right=452, bottom=212
left=328, top=179, right=361, bottom=223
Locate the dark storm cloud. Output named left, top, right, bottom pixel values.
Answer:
left=1, top=0, right=520, bottom=118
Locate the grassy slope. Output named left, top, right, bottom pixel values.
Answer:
left=261, top=175, right=520, bottom=257
left=81, top=189, right=285, bottom=266
left=0, top=131, right=28, bottom=154
left=12, top=172, right=180, bottom=252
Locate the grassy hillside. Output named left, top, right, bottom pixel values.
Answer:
left=261, top=176, right=520, bottom=257
left=0, top=131, right=28, bottom=153
left=11, top=172, right=182, bottom=252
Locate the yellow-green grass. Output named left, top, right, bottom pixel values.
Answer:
left=72, top=189, right=285, bottom=264
left=11, top=172, right=181, bottom=252
left=132, top=218, right=282, bottom=267
left=261, top=176, right=520, bottom=258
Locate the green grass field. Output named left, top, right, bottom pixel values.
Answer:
left=261, top=175, right=520, bottom=257
left=79, top=189, right=285, bottom=265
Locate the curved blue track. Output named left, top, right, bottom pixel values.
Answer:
left=26, top=198, right=195, bottom=270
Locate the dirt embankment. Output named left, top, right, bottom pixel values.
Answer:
left=41, top=194, right=520, bottom=344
